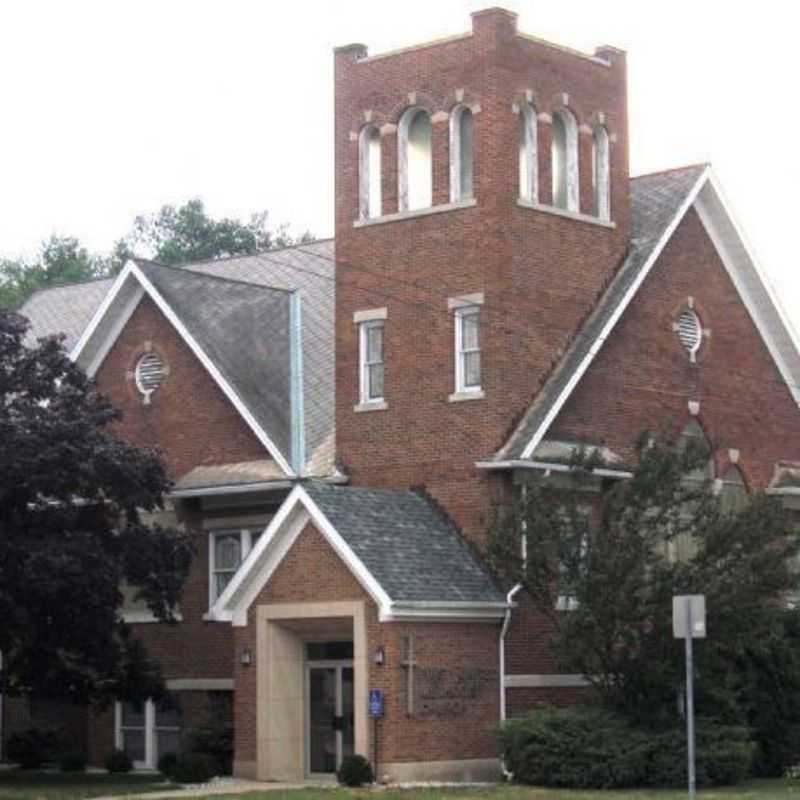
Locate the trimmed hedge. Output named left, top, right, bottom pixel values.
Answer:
left=337, top=754, right=374, bottom=786
left=498, top=706, right=754, bottom=789
left=6, top=728, right=59, bottom=769
left=105, top=749, right=133, bottom=774
left=170, top=752, right=219, bottom=784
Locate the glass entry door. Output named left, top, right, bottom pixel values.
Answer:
left=307, top=663, right=354, bottom=775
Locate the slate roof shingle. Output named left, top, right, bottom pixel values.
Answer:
left=302, top=482, right=504, bottom=604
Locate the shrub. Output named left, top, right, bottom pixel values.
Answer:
left=170, top=752, right=219, bottom=784
left=498, top=706, right=755, bottom=789
left=157, top=751, right=179, bottom=780
left=6, top=728, right=59, bottom=769
left=184, top=723, right=233, bottom=775
left=59, top=750, right=88, bottom=772
left=105, top=748, right=133, bottom=774
left=337, top=754, right=374, bottom=787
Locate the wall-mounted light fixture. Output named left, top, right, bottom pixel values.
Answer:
left=373, top=646, right=386, bottom=666
left=240, top=647, right=253, bottom=667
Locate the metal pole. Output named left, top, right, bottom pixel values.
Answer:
left=685, top=598, right=696, bottom=800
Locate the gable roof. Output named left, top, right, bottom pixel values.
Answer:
left=211, top=482, right=506, bottom=625
left=490, top=165, right=800, bottom=465
left=20, top=241, right=336, bottom=477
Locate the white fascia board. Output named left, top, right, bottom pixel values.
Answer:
left=169, top=480, right=295, bottom=499
left=213, top=485, right=394, bottom=626
left=86, top=285, right=145, bottom=377
left=696, top=172, right=800, bottom=407
left=380, top=604, right=508, bottom=623
left=475, top=459, right=633, bottom=479
left=519, top=166, right=711, bottom=460
left=70, top=261, right=137, bottom=362
left=71, top=259, right=295, bottom=477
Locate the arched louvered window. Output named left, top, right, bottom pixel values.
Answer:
left=450, top=105, right=474, bottom=202
left=677, top=308, right=702, bottom=360
left=518, top=103, right=538, bottom=203
left=359, top=125, right=382, bottom=220
left=719, top=467, right=748, bottom=514
left=592, top=126, right=610, bottom=221
left=551, top=108, right=579, bottom=211
left=399, top=107, right=433, bottom=211
left=135, top=352, right=165, bottom=403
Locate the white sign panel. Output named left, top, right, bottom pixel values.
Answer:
left=673, top=594, right=706, bottom=639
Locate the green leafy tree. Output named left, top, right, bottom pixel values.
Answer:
left=488, top=430, right=800, bottom=737
left=0, top=311, right=193, bottom=705
left=120, top=198, right=314, bottom=266
left=1, top=201, right=314, bottom=309
left=0, top=235, right=114, bottom=310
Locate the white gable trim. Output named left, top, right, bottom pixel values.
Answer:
left=518, top=166, right=711, bottom=460
left=694, top=173, right=800, bottom=407
left=86, top=285, right=144, bottom=377
left=70, top=260, right=295, bottom=477
left=210, top=485, right=509, bottom=626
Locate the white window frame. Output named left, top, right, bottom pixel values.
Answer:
left=551, top=108, right=579, bottom=212
left=518, top=103, right=538, bottom=203
left=358, top=124, right=382, bottom=220
left=114, top=698, right=181, bottom=770
left=592, top=125, right=611, bottom=222
left=358, top=319, right=385, bottom=406
left=209, top=528, right=259, bottom=607
left=398, top=106, right=433, bottom=212
left=454, top=305, right=482, bottom=394
left=449, top=104, right=474, bottom=202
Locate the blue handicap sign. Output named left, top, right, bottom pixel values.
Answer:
left=368, top=689, right=384, bottom=717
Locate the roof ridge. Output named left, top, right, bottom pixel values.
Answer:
left=168, top=237, right=334, bottom=269
left=630, top=162, right=710, bottom=181
left=134, top=258, right=295, bottom=295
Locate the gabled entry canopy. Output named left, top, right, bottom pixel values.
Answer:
left=70, top=259, right=301, bottom=475
left=210, top=482, right=508, bottom=625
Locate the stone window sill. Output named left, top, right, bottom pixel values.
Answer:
left=517, top=198, right=616, bottom=229
left=354, top=198, right=477, bottom=228
left=354, top=400, right=388, bottom=413
left=448, top=389, right=485, bottom=403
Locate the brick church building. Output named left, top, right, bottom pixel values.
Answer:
left=8, top=6, right=800, bottom=783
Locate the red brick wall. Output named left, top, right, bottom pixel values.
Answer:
left=334, top=9, right=631, bottom=549
left=233, top=521, right=500, bottom=768
left=94, top=294, right=268, bottom=481
left=549, top=206, right=800, bottom=488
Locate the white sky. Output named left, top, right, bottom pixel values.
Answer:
left=1, top=0, right=798, bottom=328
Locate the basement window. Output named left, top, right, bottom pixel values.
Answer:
left=135, top=352, right=165, bottom=402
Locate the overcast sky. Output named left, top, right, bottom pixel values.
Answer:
left=1, top=1, right=798, bottom=327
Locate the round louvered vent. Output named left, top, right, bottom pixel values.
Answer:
left=677, top=309, right=702, bottom=357
left=135, top=352, right=165, bottom=400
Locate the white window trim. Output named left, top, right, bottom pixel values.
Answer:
left=358, top=319, right=385, bottom=407
left=552, top=108, right=579, bottom=213
left=518, top=102, right=538, bottom=204
left=449, top=104, right=474, bottom=203
left=398, top=106, right=433, bottom=212
left=358, top=125, right=381, bottom=220
left=592, top=125, right=611, bottom=222
left=453, top=305, right=482, bottom=396
left=208, top=529, right=258, bottom=608
left=115, top=699, right=180, bottom=770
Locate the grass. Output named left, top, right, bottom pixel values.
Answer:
left=0, top=775, right=798, bottom=800
left=208, top=783, right=800, bottom=800
left=0, top=769, right=169, bottom=800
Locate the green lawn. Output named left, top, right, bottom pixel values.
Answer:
left=212, top=784, right=800, bottom=800
left=0, top=769, right=169, bottom=800
left=1, top=777, right=799, bottom=800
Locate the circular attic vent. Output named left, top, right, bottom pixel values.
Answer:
left=135, top=352, right=165, bottom=402
left=677, top=309, right=702, bottom=357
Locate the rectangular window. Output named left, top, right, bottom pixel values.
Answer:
left=455, top=306, right=481, bottom=392
left=359, top=320, right=385, bottom=404
left=116, top=696, right=182, bottom=769
left=209, top=529, right=259, bottom=606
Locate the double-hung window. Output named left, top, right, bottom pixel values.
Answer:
left=116, top=696, right=182, bottom=769
left=358, top=317, right=385, bottom=406
left=455, top=305, right=482, bottom=394
left=209, top=528, right=260, bottom=606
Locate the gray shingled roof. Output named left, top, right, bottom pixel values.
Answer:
left=497, top=165, right=708, bottom=461
left=19, top=240, right=335, bottom=474
left=136, top=260, right=295, bottom=461
left=303, top=483, right=504, bottom=604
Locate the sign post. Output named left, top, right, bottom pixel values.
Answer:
left=368, top=689, right=384, bottom=781
left=673, top=595, right=706, bottom=800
